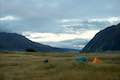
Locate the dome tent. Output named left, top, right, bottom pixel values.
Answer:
left=75, top=56, right=88, bottom=63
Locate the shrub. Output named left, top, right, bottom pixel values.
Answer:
left=25, top=48, right=37, bottom=52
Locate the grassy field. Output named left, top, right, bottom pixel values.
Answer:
left=0, top=51, right=120, bottom=80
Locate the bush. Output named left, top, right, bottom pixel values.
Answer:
left=25, top=48, right=37, bottom=52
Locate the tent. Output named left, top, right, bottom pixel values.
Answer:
left=75, top=56, right=88, bottom=63
left=92, top=57, right=102, bottom=64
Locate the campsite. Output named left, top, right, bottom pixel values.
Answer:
left=1, top=0, right=120, bottom=80
left=0, top=51, right=120, bottom=80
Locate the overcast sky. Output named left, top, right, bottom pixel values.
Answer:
left=0, top=0, right=120, bottom=49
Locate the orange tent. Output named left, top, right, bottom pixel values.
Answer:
left=92, top=57, right=102, bottom=64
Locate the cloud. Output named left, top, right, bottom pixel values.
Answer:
left=87, top=17, right=120, bottom=24
left=73, top=45, right=85, bottom=49
left=22, top=31, right=98, bottom=49
left=22, top=30, right=99, bottom=42
left=41, top=39, right=89, bottom=49
left=1, top=0, right=120, bottom=49
left=0, top=16, right=19, bottom=21
left=60, top=17, right=120, bottom=24
left=0, top=16, right=21, bottom=33
left=1, top=0, right=120, bottom=20
left=59, top=16, right=120, bottom=33
left=60, top=19, right=82, bottom=23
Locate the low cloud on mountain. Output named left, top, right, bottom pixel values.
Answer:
left=0, top=0, right=120, bottom=49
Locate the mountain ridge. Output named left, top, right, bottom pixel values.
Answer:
left=82, top=23, right=120, bottom=52
left=0, top=32, right=78, bottom=52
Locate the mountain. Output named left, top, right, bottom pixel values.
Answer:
left=0, top=32, right=76, bottom=52
left=82, top=23, right=120, bottom=52
left=44, top=39, right=89, bottom=50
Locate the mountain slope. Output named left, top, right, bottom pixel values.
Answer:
left=0, top=32, right=75, bottom=52
left=82, top=23, right=120, bottom=52
left=44, top=39, right=89, bottom=50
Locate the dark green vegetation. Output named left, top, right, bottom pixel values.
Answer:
left=0, top=51, right=120, bottom=80
left=25, top=48, right=37, bottom=52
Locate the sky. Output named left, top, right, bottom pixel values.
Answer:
left=0, top=0, right=120, bottom=49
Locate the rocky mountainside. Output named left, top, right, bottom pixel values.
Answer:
left=0, top=32, right=76, bottom=52
left=82, top=23, right=120, bottom=52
